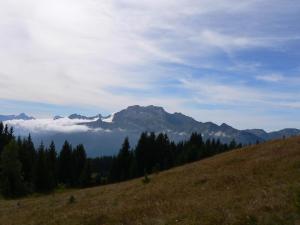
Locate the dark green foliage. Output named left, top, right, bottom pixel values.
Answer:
left=47, top=141, right=57, bottom=189
left=135, top=132, right=155, bottom=176
left=72, top=144, right=87, bottom=186
left=109, top=132, right=241, bottom=183
left=34, top=143, right=53, bottom=192
left=142, top=173, right=150, bottom=184
left=243, top=215, right=258, bottom=225
left=0, top=123, right=14, bottom=155
left=229, top=139, right=238, bottom=149
left=0, top=141, right=27, bottom=198
left=18, top=135, right=36, bottom=187
left=0, top=122, right=242, bottom=198
left=68, top=195, right=76, bottom=204
left=79, top=160, right=92, bottom=187
left=111, top=137, right=132, bottom=182
left=58, top=141, right=73, bottom=186
left=0, top=123, right=92, bottom=196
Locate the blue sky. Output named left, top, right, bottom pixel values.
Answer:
left=0, top=0, right=300, bottom=131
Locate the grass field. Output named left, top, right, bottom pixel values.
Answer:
left=1, top=136, right=300, bottom=225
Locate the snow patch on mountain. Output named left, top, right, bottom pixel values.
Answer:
left=102, top=113, right=115, bottom=123
left=214, top=131, right=229, bottom=137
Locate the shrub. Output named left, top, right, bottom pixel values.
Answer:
left=142, top=173, right=150, bottom=184
left=68, top=195, right=76, bottom=204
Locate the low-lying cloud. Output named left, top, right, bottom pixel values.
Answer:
left=4, top=118, right=98, bottom=134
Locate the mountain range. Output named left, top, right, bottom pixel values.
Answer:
left=1, top=105, right=300, bottom=156
left=0, top=113, right=35, bottom=121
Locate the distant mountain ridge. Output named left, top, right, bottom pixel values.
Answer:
left=0, top=113, right=35, bottom=121
left=1, top=105, right=300, bottom=156
left=83, top=105, right=300, bottom=144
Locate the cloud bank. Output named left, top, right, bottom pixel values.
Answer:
left=4, top=118, right=98, bottom=134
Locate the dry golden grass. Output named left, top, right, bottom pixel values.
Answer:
left=1, top=136, right=300, bottom=225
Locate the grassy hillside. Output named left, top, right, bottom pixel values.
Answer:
left=1, top=137, right=300, bottom=225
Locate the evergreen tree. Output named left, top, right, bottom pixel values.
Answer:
left=34, top=143, right=52, bottom=192
left=135, top=132, right=149, bottom=176
left=46, top=141, right=57, bottom=189
left=135, top=132, right=156, bottom=176
left=0, top=123, right=14, bottom=155
left=0, top=122, right=4, bottom=154
left=155, top=133, right=173, bottom=170
left=79, top=159, right=92, bottom=187
left=229, top=139, right=237, bottom=149
left=109, top=155, right=120, bottom=182
left=58, top=141, right=73, bottom=186
left=0, top=141, right=27, bottom=198
left=72, top=144, right=87, bottom=186
left=116, top=137, right=132, bottom=181
left=185, top=133, right=203, bottom=162
left=18, top=135, right=36, bottom=187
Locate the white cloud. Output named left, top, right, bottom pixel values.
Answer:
left=192, top=30, right=265, bottom=53
left=256, top=74, right=285, bottom=82
left=4, top=118, right=97, bottom=133
left=179, top=77, right=300, bottom=109
left=0, top=0, right=299, bottom=130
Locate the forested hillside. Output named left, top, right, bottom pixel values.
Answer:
left=1, top=135, right=300, bottom=225
left=0, top=122, right=240, bottom=198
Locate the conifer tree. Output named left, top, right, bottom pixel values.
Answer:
left=229, top=139, right=237, bottom=149
left=117, top=137, right=132, bottom=181
left=0, top=122, right=4, bottom=154
left=58, top=141, right=73, bottom=185
left=79, top=160, right=92, bottom=187
left=135, top=132, right=149, bottom=176
left=18, top=135, right=36, bottom=187
left=0, top=141, right=27, bottom=198
left=72, top=144, right=87, bottom=186
left=47, top=141, right=57, bottom=189
left=34, top=143, right=52, bottom=192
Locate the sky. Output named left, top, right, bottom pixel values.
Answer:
left=0, top=0, right=300, bottom=131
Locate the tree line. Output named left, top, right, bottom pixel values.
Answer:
left=0, top=122, right=241, bottom=198
left=109, top=132, right=241, bottom=182
left=0, top=122, right=92, bottom=198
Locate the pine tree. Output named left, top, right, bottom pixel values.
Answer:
left=0, top=122, right=4, bottom=155
left=58, top=141, right=73, bottom=186
left=0, top=124, right=14, bottom=155
left=117, top=137, right=132, bottom=181
left=0, top=141, right=27, bottom=198
left=18, top=135, right=36, bottom=187
left=135, top=132, right=157, bottom=176
left=34, top=143, right=52, bottom=192
left=155, top=133, right=173, bottom=170
left=185, top=133, right=203, bottom=162
left=135, top=132, right=148, bottom=176
left=47, top=141, right=57, bottom=189
left=79, top=160, right=92, bottom=187
left=72, top=144, right=87, bottom=186
left=109, top=156, right=120, bottom=182
left=229, top=139, right=237, bottom=149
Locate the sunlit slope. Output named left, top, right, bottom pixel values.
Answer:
left=1, top=136, right=300, bottom=225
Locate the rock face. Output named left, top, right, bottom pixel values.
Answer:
left=2, top=105, right=300, bottom=156
left=68, top=114, right=101, bottom=120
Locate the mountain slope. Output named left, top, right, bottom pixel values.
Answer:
left=85, top=105, right=266, bottom=146
left=1, top=136, right=300, bottom=225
